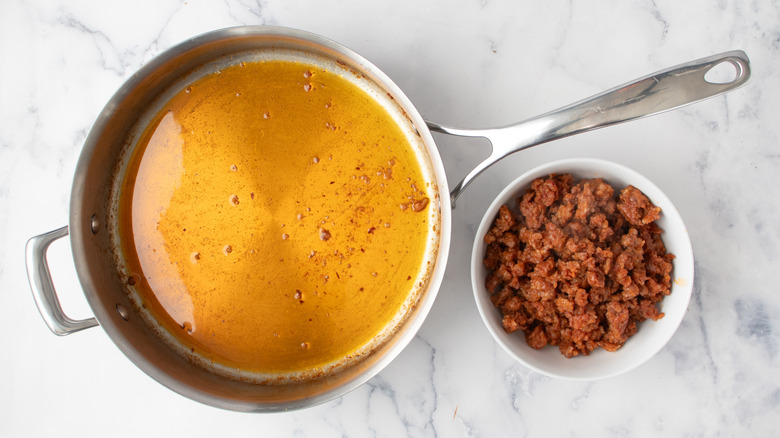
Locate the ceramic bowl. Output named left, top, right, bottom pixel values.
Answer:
left=471, top=158, right=694, bottom=380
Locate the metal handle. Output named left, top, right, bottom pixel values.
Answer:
left=428, top=50, right=751, bottom=206
left=25, top=226, right=99, bottom=335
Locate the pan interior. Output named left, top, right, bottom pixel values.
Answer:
left=108, top=48, right=441, bottom=384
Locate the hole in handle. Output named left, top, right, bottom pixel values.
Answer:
left=705, top=60, right=740, bottom=84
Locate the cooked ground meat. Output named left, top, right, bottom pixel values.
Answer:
left=483, top=174, right=674, bottom=358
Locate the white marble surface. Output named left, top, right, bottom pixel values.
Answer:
left=2, top=0, right=778, bottom=436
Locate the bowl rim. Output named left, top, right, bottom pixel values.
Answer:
left=470, top=157, right=694, bottom=380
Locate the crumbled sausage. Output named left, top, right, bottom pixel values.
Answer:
left=618, top=185, right=661, bottom=226
left=483, top=174, right=674, bottom=358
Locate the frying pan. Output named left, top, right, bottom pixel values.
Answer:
left=25, top=26, right=750, bottom=411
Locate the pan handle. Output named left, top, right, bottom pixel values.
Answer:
left=427, top=50, right=751, bottom=207
left=25, top=226, right=99, bottom=335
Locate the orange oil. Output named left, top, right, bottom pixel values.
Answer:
left=118, top=59, right=434, bottom=375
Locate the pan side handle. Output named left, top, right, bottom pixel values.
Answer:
left=25, top=226, right=99, bottom=335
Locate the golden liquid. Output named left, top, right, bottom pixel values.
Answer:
left=118, top=59, right=433, bottom=377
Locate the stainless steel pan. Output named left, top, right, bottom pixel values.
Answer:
left=25, top=26, right=750, bottom=411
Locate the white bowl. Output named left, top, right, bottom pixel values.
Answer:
left=471, top=158, right=694, bottom=380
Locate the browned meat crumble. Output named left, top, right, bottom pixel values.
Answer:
left=483, top=174, right=674, bottom=358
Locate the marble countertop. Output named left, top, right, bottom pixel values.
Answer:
left=2, top=0, right=778, bottom=436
